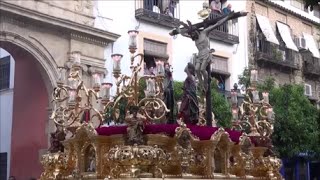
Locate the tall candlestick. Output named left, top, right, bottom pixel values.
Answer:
left=68, top=90, right=76, bottom=102
left=146, top=78, right=156, bottom=96
left=231, top=91, right=238, bottom=105
left=57, top=68, right=66, bottom=84
left=92, top=73, right=101, bottom=88
left=128, top=30, right=139, bottom=50
left=156, top=61, right=164, bottom=76
left=252, top=90, right=260, bottom=103
left=111, top=54, right=123, bottom=72
left=250, top=69, right=258, bottom=83
left=267, top=108, right=273, bottom=121
left=262, top=92, right=269, bottom=104
left=102, top=83, right=112, bottom=100
left=232, top=108, right=238, bottom=121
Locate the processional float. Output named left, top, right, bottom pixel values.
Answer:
left=40, top=3, right=283, bottom=180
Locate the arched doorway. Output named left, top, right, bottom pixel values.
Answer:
left=0, top=41, right=54, bottom=179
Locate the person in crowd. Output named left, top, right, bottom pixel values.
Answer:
left=223, top=4, right=232, bottom=15
left=222, top=4, right=232, bottom=32
left=210, top=0, right=222, bottom=14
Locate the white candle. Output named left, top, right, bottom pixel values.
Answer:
left=128, top=30, right=139, bottom=49
left=267, top=108, right=273, bottom=120
left=252, top=90, right=260, bottom=103
left=262, top=92, right=269, bottom=104
left=92, top=73, right=101, bottom=88
left=160, top=63, right=164, bottom=75
left=69, top=79, right=78, bottom=90
left=102, top=83, right=112, bottom=100
left=146, top=78, right=155, bottom=96
left=232, top=108, right=238, bottom=121
left=57, top=68, right=66, bottom=84
left=250, top=69, right=258, bottom=83
left=111, top=54, right=122, bottom=72
left=231, top=91, right=238, bottom=105
left=68, top=90, right=76, bottom=102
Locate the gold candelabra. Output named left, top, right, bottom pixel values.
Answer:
left=106, top=30, right=169, bottom=123
left=50, top=30, right=170, bottom=135
left=231, top=69, right=274, bottom=138
left=50, top=51, right=110, bottom=134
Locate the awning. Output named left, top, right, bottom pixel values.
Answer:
left=256, top=14, right=279, bottom=45
left=276, top=22, right=298, bottom=52
left=303, top=32, right=320, bottom=58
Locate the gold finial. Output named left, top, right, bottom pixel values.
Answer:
left=197, top=1, right=211, bottom=19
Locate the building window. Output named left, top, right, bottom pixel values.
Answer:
left=141, top=0, right=179, bottom=18
left=290, top=0, right=308, bottom=12
left=143, top=39, right=168, bottom=75
left=211, top=56, right=228, bottom=73
left=0, top=152, right=7, bottom=180
left=276, top=11, right=287, bottom=23
left=0, top=56, right=10, bottom=90
left=211, top=55, right=229, bottom=92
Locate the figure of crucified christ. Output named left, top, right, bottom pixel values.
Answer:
left=170, top=11, right=247, bottom=93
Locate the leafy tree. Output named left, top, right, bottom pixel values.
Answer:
left=238, top=67, right=250, bottom=89
left=173, top=81, right=184, bottom=102
left=238, top=68, right=320, bottom=159
left=270, top=85, right=319, bottom=158
left=257, top=76, right=275, bottom=92
left=211, top=85, right=232, bottom=128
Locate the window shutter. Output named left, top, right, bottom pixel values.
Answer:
left=144, top=39, right=168, bottom=59
left=0, top=56, right=10, bottom=90
left=0, top=152, right=7, bottom=180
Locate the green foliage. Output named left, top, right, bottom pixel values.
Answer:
left=270, top=84, right=320, bottom=158
left=238, top=67, right=250, bottom=88
left=211, top=86, right=232, bottom=128
left=238, top=69, right=320, bottom=159
left=173, top=81, right=184, bottom=101
left=138, top=78, right=146, bottom=101
left=257, top=76, right=276, bottom=92
left=173, top=80, right=232, bottom=128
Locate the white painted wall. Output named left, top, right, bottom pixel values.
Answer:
left=94, top=0, right=249, bottom=94
left=0, top=48, right=15, bottom=180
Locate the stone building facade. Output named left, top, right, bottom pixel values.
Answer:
left=245, top=0, right=320, bottom=105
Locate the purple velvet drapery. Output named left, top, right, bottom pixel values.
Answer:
left=96, top=124, right=242, bottom=143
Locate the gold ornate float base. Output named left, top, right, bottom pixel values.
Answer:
left=40, top=124, right=283, bottom=180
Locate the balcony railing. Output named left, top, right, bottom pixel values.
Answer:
left=208, top=13, right=239, bottom=44
left=302, top=52, right=320, bottom=77
left=135, top=0, right=180, bottom=28
left=255, top=39, right=299, bottom=70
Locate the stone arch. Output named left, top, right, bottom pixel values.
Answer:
left=0, top=31, right=60, bottom=179
left=0, top=31, right=59, bottom=95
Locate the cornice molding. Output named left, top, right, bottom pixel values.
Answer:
left=71, top=33, right=108, bottom=46
left=262, top=0, right=320, bottom=26
left=0, top=1, right=120, bottom=44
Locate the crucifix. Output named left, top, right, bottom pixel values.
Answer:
left=170, top=10, right=247, bottom=126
